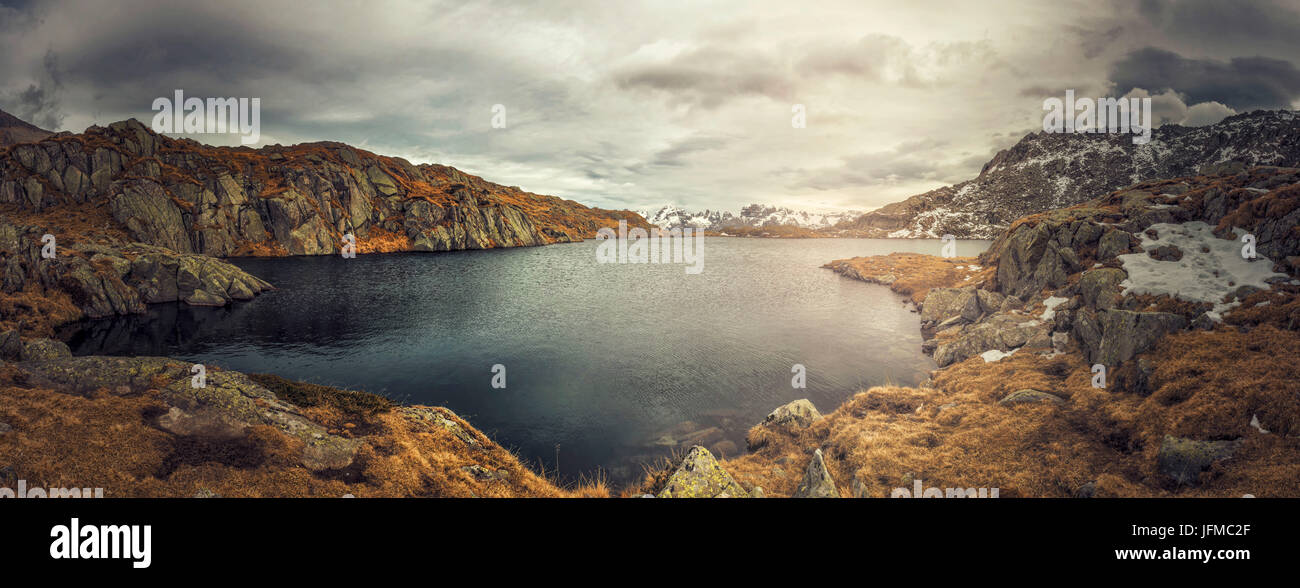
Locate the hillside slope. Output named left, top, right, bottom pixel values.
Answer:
left=0, top=341, right=604, bottom=498
left=0, top=117, right=648, bottom=258
left=835, top=110, right=1300, bottom=239
left=738, top=165, right=1300, bottom=497
left=0, top=108, right=52, bottom=147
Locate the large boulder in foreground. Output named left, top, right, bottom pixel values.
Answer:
left=1074, top=309, right=1187, bottom=366
left=931, top=312, right=1050, bottom=367
left=761, top=398, right=822, bottom=429
left=656, top=446, right=749, bottom=498
left=919, top=286, right=981, bottom=324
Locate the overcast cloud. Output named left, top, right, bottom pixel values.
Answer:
left=1, top=0, right=1297, bottom=213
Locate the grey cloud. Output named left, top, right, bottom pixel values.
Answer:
left=4, top=49, right=64, bottom=129
left=613, top=46, right=794, bottom=108
left=651, top=135, right=729, bottom=167
left=797, top=34, right=998, bottom=88
left=787, top=139, right=964, bottom=191
left=1110, top=47, right=1300, bottom=111
left=1138, top=0, right=1300, bottom=57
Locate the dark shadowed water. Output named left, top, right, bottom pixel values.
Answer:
left=62, top=237, right=989, bottom=485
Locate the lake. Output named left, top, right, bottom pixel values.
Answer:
left=62, top=237, right=990, bottom=485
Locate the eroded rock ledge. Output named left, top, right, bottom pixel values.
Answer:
left=1, top=217, right=272, bottom=334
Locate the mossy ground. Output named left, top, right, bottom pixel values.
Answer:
left=0, top=365, right=608, bottom=498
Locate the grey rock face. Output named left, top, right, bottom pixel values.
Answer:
left=656, top=446, right=749, bottom=498
left=993, top=221, right=1084, bottom=299
left=760, top=399, right=823, bottom=429
left=931, top=313, right=1049, bottom=367
left=18, top=355, right=361, bottom=472
left=837, top=111, right=1300, bottom=239
left=794, top=448, right=839, bottom=498
left=1076, top=309, right=1187, bottom=366
left=0, top=119, right=626, bottom=260
left=0, top=218, right=273, bottom=321
left=1078, top=268, right=1127, bottom=310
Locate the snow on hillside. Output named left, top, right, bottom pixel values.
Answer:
left=1118, top=221, right=1288, bottom=321
left=842, top=110, right=1300, bottom=240
left=637, top=203, right=863, bottom=231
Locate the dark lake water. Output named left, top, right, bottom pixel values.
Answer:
left=62, top=237, right=989, bottom=485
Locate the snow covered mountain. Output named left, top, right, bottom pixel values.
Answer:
left=835, top=110, right=1300, bottom=239
left=638, top=203, right=863, bottom=231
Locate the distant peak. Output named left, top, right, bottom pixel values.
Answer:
left=0, top=107, right=54, bottom=146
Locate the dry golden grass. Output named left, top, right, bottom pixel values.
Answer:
left=0, top=370, right=608, bottom=498
left=0, top=285, right=83, bottom=337
left=357, top=225, right=413, bottom=254
left=712, top=323, right=1300, bottom=498
left=824, top=252, right=991, bottom=304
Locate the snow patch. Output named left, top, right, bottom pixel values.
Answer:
left=981, top=348, right=1018, bottom=363
left=1117, top=222, right=1286, bottom=321
left=1039, top=296, right=1069, bottom=321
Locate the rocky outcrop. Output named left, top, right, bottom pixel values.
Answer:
left=0, top=108, right=53, bottom=147
left=760, top=399, right=822, bottom=429
left=656, top=446, right=750, bottom=498
left=1074, top=309, right=1187, bottom=366
left=932, top=313, right=1051, bottom=367
left=833, top=110, right=1300, bottom=239
left=836, top=166, right=1300, bottom=399
left=0, top=117, right=649, bottom=258
left=793, top=448, right=839, bottom=498
left=0, top=217, right=273, bottom=325
left=15, top=352, right=361, bottom=471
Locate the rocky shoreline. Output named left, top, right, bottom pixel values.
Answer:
left=0, top=335, right=608, bottom=497
left=694, top=165, right=1298, bottom=498
left=0, top=115, right=649, bottom=334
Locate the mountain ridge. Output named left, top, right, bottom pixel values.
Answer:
left=639, top=203, right=863, bottom=231
left=833, top=110, right=1300, bottom=239
left=0, top=108, right=53, bottom=147
left=0, top=113, right=650, bottom=258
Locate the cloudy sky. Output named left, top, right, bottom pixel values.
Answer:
left=2, top=0, right=1298, bottom=214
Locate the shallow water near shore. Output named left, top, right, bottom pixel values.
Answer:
left=63, top=237, right=989, bottom=485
